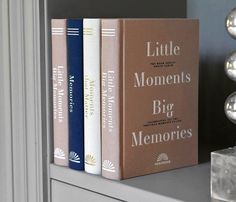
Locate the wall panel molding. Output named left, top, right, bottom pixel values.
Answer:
left=0, top=0, right=46, bottom=201
left=0, top=0, right=13, bottom=201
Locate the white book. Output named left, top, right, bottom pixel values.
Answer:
left=83, top=19, right=101, bottom=174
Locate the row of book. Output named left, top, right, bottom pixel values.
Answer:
left=51, top=18, right=199, bottom=180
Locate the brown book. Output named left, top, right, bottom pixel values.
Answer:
left=101, top=19, right=199, bottom=180
left=51, top=19, right=69, bottom=166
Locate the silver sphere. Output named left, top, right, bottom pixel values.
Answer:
left=225, top=92, right=236, bottom=124
left=225, top=52, right=236, bottom=82
left=226, top=8, right=236, bottom=39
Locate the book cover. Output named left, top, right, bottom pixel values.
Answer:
left=101, top=19, right=199, bottom=180
left=51, top=19, right=69, bottom=166
left=83, top=19, right=101, bottom=174
left=67, top=19, right=84, bottom=170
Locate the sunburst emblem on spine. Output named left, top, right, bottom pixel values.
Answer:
left=85, top=154, right=96, bottom=166
left=69, top=151, right=80, bottom=163
left=54, top=148, right=66, bottom=160
left=157, top=153, right=169, bottom=162
left=102, top=160, right=115, bottom=172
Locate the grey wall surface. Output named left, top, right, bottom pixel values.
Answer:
left=188, top=0, right=236, bottom=160
left=48, top=0, right=186, bottom=18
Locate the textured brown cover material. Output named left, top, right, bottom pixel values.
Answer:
left=101, top=19, right=199, bottom=180
left=51, top=19, right=69, bottom=166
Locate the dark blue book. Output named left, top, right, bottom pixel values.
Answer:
left=67, top=19, right=84, bottom=170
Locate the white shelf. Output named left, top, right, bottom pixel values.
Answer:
left=50, top=163, right=210, bottom=202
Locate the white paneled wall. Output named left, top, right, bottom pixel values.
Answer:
left=0, top=0, right=45, bottom=202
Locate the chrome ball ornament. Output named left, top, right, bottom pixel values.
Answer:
left=225, top=92, right=236, bottom=124
left=226, top=8, right=236, bottom=39
left=225, top=52, right=236, bottom=82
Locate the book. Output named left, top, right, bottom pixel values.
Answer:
left=101, top=19, right=199, bottom=180
left=51, top=19, right=69, bottom=166
left=83, top=19, right=101, bottom=174
left=67, top=19, right=84, bottom=170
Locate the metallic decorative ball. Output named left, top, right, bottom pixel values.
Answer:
left=225, top=92, right=236, bottom=124
left=226, top=8, right=236, bottom=39
left=225, top=52, right=236, bottom=82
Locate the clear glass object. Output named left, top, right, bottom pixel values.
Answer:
left=226, top=8, right=236, bottom=39
left=225, top=52, right=236, bottom=82
left=211, top=147, right=236, bottom=202
left=225, top=92, right=236, bottom=124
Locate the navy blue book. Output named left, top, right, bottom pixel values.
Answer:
left=67, top=19, right=84, bottom=170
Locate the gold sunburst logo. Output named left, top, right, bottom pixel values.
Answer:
left=85, top=154, right=96, bottom=166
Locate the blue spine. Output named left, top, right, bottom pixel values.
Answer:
left=67, top=19, right=84, bottom=170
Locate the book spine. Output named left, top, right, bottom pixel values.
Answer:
left=51, top=19, right=68, bottom=166
left=67, top=19, right=84, bottom=170
left=101, top=19, right=122, bottom=180
left=83, top=19, right=101, bottom=174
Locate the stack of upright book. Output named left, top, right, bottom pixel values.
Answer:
left=51, top=18, right=199, bottom=180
